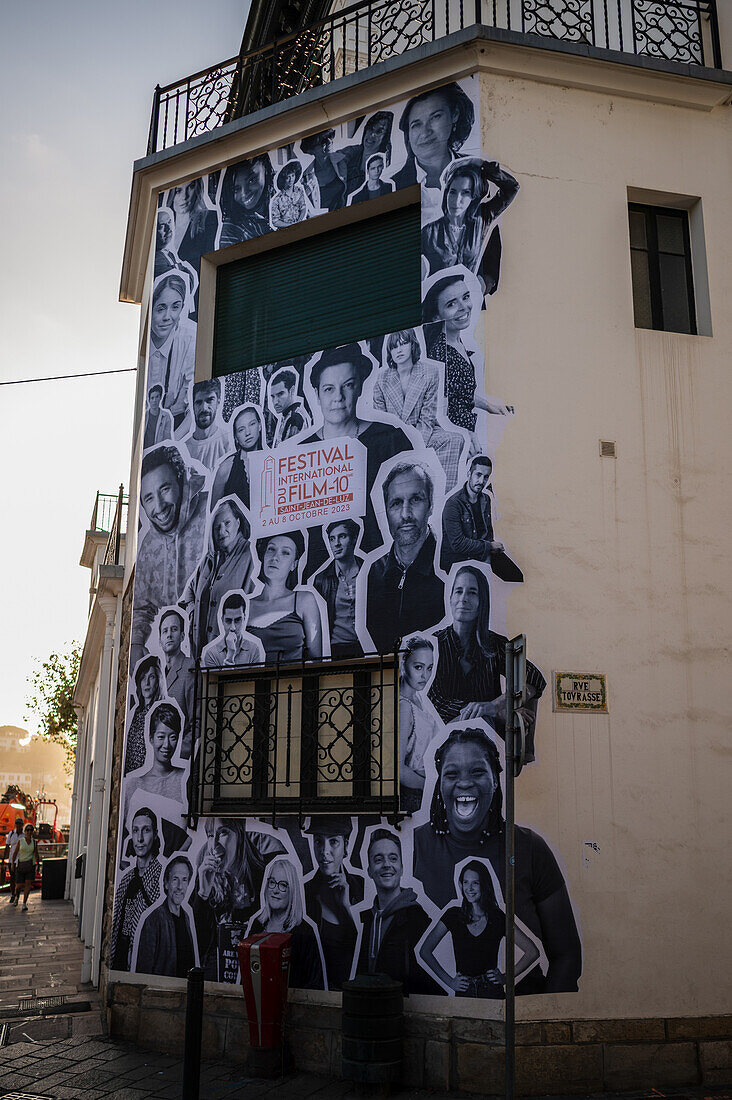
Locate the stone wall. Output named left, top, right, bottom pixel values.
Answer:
left=99, top=569, right=134, bottom=1012
left=107, top=982, right=732, bottom=1092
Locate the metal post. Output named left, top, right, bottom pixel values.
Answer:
left=504, top=635, right=526, bottom=1100
left=182, top=966, right=204, bottom=1100
left=147, top=84, right=160, bottom=156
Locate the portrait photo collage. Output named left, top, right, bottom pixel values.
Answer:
left=112, top=75, right=583, bottom=1002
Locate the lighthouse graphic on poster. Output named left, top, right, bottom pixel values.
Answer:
left=260, top=455, right=275, bottom=524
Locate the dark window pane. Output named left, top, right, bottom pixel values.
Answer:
left=213, top=205, right=421, bottom=376
left=656, top=214, right=685, bottom=255
left=629, top=210, right=647, bottom=249
left=659, top=253, right=692, bottom=333
left=630, top=249, right=653, bottom=329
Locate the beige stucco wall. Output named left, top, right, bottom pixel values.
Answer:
left=477, top=70, right=732, bottom=1020
left=117, top=34, right=731, bottom=1025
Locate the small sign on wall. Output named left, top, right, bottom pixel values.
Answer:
left=553, top=672, right=608, bottom=713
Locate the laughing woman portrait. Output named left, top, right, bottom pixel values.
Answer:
left=413, top=728, right=582, bottom=994
left=219, top=156, right=274, bottom=245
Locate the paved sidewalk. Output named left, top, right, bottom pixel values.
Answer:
left=0, top=888, right=105, bottom=1044
left=1, top=892, right=730, bottom=1100
left=0, top=1034, right=730, bottom=1100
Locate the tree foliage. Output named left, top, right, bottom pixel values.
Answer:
left=25, top=644, right=81, bottom=772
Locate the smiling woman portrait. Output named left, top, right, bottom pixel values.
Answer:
left=123, top=702, right=186, bottom=810
left=248, top=857, right=325, bottom=989
left=146, top=273, right=196, bottom=429
left=419, top=858, right=539, bottom=997
left=413, top=728, right=582, bottom=994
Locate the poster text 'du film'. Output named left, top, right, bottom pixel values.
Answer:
left=249, top=436, right=368, bottom=538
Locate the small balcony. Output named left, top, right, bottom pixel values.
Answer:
left=147, top=0, right=722, bottom=154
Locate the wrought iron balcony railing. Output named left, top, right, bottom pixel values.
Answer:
left=192, top=654, right=399, bottom=821
left=148, top=0, right=722, bottom=154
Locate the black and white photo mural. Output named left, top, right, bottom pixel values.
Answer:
left=112, top=75, right=583, bottom=998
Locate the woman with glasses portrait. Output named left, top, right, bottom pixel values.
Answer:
left=248, top=857, right=325, bottom=990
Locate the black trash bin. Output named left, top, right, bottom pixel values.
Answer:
left=41, top=857, right=67, bottom=900
left=342, top=974, right=403, bottom=1085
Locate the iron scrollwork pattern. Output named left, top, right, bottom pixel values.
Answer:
left=197, top=659, right=398, bottom=817
left=186, top=66, right=237, bottom=141
left=369, top=0, right=435, bottom=66
left=523, top=0, right=595, bottom=44
left=632, top=1, right=704, bottom=64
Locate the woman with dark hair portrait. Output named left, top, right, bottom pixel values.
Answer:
left=147, top=273, right=196, bottom=430
left=180, top=497, right=255, bottom=658
left=421, top=158, right=519, bottom=294
left=135, top=856, right=196, bottom=978
left=248, top=532, right=323, bottom=661
left=373, top=328, right=464, bottom=490
left=392, top=82, right=475, bottom=192
left=419, top=859, right=539, bottom=997
left=349, top=154, right=394, bottom=204
left=428, top=566, right=545, bottom=754
left=342, top=110, right=393, bottom=195
left=193, top=819, right=285, bottom=981
left=211, top=405, right=264, bottom=510
left=301, top=129, right=349, bottom=213
left=270, top=160, right=308, bottom=228
left=423, top=273, right=509, bottom=429
left=166, top=178, right=218, bottom=279
left=414, top=729, right=582, bottom=993
left=248, top=857, right=325, bottom=990
left=123, top=702, right=186, bottom=810
left=125, top=656, right=165, bottom=774
left=111, top=807, right=162, bottom=971
left=304, top=816, right=364, bottom=991
left=219, top=155, right=274, bottom=246
left=399, top=635, right=440, bottom=814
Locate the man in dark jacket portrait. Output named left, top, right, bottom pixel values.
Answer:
left=440, top=454, right=522, bottom=581
left=357, top=828, right=439, bottom=995
left=365, top=461, right=444, bottom=653
left=313, top=520, right=364, bottom=659
left=135, top=856, right=195, bottom=978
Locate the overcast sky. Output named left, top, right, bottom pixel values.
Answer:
left=0, top=0, right=248, bottom=733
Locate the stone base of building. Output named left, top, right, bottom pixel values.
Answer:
left=108, top=983, right=731, bottom=1093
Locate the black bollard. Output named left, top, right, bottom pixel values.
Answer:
left=182, top=966, right=204, bottom=1100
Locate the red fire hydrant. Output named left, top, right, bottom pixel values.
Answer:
left=238, top=931, right=292, bottom=1077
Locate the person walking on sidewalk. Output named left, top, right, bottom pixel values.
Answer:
left=3, top=816, right=24, bottom=904
left=11, top=823, right=41, bottom=910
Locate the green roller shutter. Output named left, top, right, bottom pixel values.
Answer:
left=213, top=203, right=421, bottom=376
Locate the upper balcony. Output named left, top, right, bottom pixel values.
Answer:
left=147, top=0, right=722, bottom=154
left=80, top=488, right=129, bottom=613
